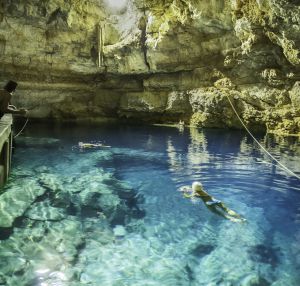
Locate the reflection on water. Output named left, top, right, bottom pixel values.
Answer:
left=0, top=123, right=299, bottom=286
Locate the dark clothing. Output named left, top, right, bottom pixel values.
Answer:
left=0, top=89, right=11, bottom=118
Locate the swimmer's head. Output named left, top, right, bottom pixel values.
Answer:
left=192, top=181, right=203, bottom=192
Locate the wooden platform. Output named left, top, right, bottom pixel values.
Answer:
left=0, top=114, right=12, bottom=187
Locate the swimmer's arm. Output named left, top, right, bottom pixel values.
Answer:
left=183, top=193, right=194, bottom=198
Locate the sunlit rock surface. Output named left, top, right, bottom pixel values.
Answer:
left=0, top=0, right=299, bottom=134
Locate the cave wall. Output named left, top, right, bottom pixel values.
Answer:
left=0, top=0, right=299, bottom=135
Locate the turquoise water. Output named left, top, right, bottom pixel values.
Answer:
left=1, top=123, right=300, bottom=285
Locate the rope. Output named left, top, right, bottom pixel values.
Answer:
left=224, top=93, right=300, bottom=181
left=12, top=104, right=39, bottom=138
left=14, top=118, right=29, bottom=138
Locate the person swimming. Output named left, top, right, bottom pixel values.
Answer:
left=180, top=182, right=246, bottom=223
left=78, top=142, right=111, bottom=148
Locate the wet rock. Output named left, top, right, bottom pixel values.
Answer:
left=130, top=207, right=146, bottom=220
left=113, top=225, right=127, bottom=238
left=15, top=137, right=60, bottom=149
left=65, top=202, right=78, bottom=216
left=85, top=227, right=114, bottom=245
left=0, top=227, right=13, bottom=240
left=80, top=205, right=100, bottom=218
left=39, top=270, right=69, bottom=286
left=71, top=169, right=144, bottom=224
left=249, top=244, right=280, bottom=267
left=34, top=166, right=52, bottom=174
left=38, top=173, right=65, bottom=192
left=14, top=221, right=47, bottom=243
left=190, top=243, right=215, bottom=258
left=0, top=153, right=149, bottom=285
left=0, top=274, right=6, bottom=285
left=0, top=256, right=29, bottom=285
left=77, top=181, right=120, bottom=219
left=0, top=218, right=83, bottom=285
left=185, top=264, right=195, bottom=282
left=25, top=202, right=66, bottom=221
left=118, top=188, right=145, bottom=220
left=0, top=179, right=46, bottom=227
left=11, top=167, right=34, bottom=178
left=97, top=193, right=121, bottom=216
left=109, top=205, right=128, bottom=226
left=52, top=190, right=74, bottom=209
left=239, top=273, right=271, bottom=286
left=124, top=219, right=145, bottom=233
left=40, top=219, right=85, bottom=263
left=71, top=170, right=114, bottom=195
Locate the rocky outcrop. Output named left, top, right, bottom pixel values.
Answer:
left=0, top=0, right=299, bottom=135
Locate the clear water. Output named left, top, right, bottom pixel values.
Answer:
left=1, top=123, right=300, bottom=286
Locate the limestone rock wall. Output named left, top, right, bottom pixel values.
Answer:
left=0, top=0, right=299, bottom=135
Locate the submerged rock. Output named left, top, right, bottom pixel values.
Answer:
left=71, top=169, right=114, bottom=195
left=113, top=225, right=127, bottom=238
left=190, top=243, right=215, bottom=258
left=239, top=274, right=271, bottom=286
left=0, top=140, right=149, bottom=285
left=0, top=227, right=13, bottom=240
left=249, top=244, right=280, bottom=267
left=38, top=173, right=65, bottom=192
left=25, top=201, right=66, bottom=221
left=68, top=169, right=145, bottom=224
left=15, top=137, right=61, bottom=148
left=0, top=179, right=46, bottom=227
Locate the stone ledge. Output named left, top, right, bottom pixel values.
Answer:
left=0, top=114, right=12, bottom=187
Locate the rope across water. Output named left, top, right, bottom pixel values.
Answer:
left=224, top=93, right=300, bottom=181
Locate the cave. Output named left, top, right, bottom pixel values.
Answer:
left=0, top=1, right=299, bottom=285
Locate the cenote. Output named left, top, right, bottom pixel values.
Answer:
left=1, top=1, right=300, bottom=285
left=0, top=122, right=299, bottom=286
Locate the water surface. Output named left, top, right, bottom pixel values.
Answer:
left=1, top=123, right=299, bottom=285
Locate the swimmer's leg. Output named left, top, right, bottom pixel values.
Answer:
left=218, top=203, right=243, bottom=218
left=208, top=203, right=246, bottom=223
